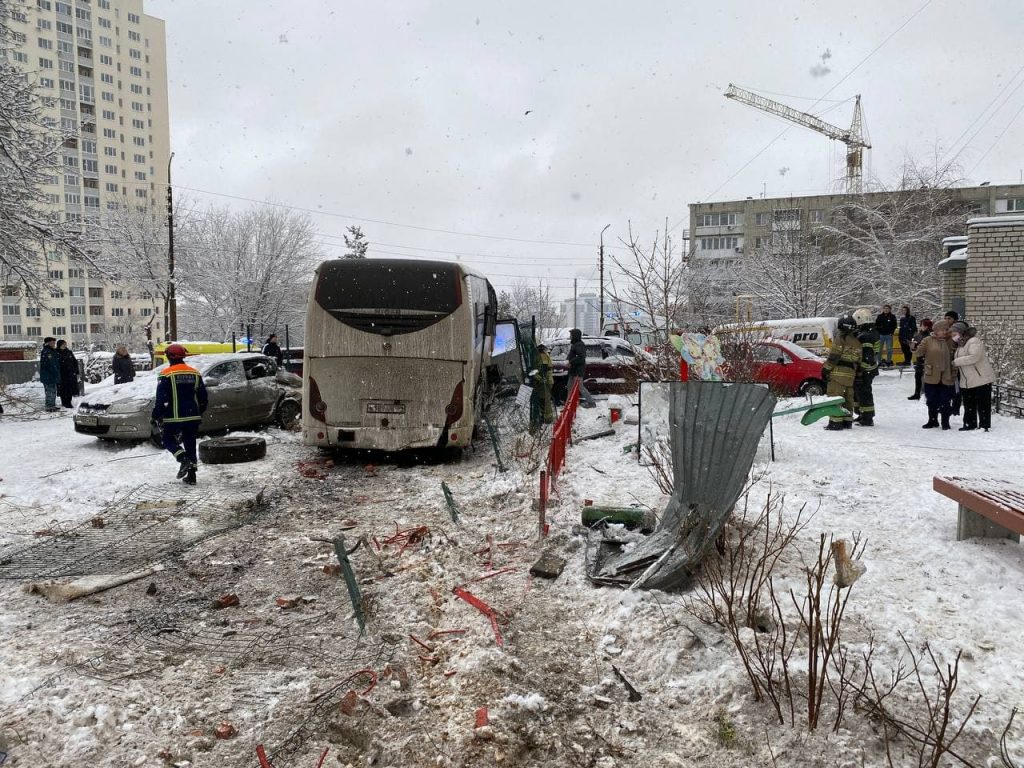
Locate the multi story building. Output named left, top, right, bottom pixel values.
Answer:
left=688, top=184, right=1024, bottom=266
left=0, top=0, right=169, bottom=350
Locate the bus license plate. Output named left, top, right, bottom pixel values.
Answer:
left=367, top=402, right=405, bottom=414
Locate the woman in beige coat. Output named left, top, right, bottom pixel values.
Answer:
left=951, top=322, right=996, bottom=431
left=916, top=320, right=955, bottom=429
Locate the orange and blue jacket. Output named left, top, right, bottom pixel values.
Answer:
left=152, top=363, right=208, bottom=423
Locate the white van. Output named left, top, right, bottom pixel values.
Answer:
left=713, top=317, right=837, bottom=355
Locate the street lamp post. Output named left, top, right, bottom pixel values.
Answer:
left=599, top=224, right=610, bottom=336
left=166, top=152, right=177, bottom=342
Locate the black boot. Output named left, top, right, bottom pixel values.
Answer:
left=855, top=415, right=874, bottom=427
left=922, top=409, right=939, bottom=429
left=941, top=412, right=951, bottom=430
left=183, top=463, right=197, bottom=485
left=823, top=421, right=845, bottom=431
left=176, top=455, right=189, bottom=479
left=843, top=421, right=853, bottom=429
left=907, top=393, right=920, bottom=400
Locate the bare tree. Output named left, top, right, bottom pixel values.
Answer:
left=738, top=208, right=861, bottom=319
left=175, top=204, right=320, bottom=340
left=497, top=278, right=564, bottom=338
left=821, top=157, right=971, bottom=314
left=0, top=7, right=90, bottom=301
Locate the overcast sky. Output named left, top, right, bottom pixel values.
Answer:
left=148, top=0, right=1024, bottom=300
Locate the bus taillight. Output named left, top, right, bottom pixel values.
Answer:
left=309, top=376, right=327, bottom=422
left=444, top=380, right=464, bottom=427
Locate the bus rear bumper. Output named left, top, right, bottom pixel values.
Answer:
left=304, top=425, right=467, bottom=451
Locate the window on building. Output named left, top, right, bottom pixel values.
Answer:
left=2, top=324, right=23, bottom=336
left=809, top=209, right=824, bottom=223
left=134, top=171, right=146, bottom=180
left=103, top=169, right=117, bottom=179
left=71, top=323, right=87, bottom=334
left=55, top=1, right=71, bottom=14
left=39, top=77, right=55, bottom=88
left=98, top=17, right=111, bottom=28
left=98, top=0, right=110, bottom=8
left=68, top=269, right=85, bottom=279
left=128, top=12, right=140, bottom=23
left=75, top=7, right=90, bottom=21
left=36, top=17, right=52, bottom=30
left=140, top=307, right=152, bottom=317
left=98, top=35, right=111, bottom=47
left=134, top=188, right=147, bottom=199
left=39, top=57, right=54, bottom=68
left=26, top=326, right=42, bottom=337
left=37, top=0, right=53, bottom=10
left=773, top=208, right=801, bottom=223
left=69, top=287, right=85, bottom=298
left=104, top=146, right=117, bottom=156
left=65, top=192, right=80, bottom=205
left=700, top=236, right=740, bottom=250
left=1007, top=198, right=1024, bottom=212
left=111, top=307, right=125, bottom=317
left=754, top=212, right=768, bottom=226
left=63, top=173, right=78, bottom=186
left=101, top=109, right=115, bottom=120
left=52, top=325, right=67, bottom=335
left=82, top=159, right=98, bottom=173
left=47, top=269, right=64, bottom=280
left=81, top=139, right=96, bottom=154
left=99, top=53, right=112, bottom=65
left=697, top=212, right=737, bottom=227
left=51, top=307, right=66, bottom=317
left=2, top=305, right=21, bottom=316
left=38, top=37, right=53, bottom=49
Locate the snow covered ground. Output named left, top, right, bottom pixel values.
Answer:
left=1, top=371, right=1022, bottom=767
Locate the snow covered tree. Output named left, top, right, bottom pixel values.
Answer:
left=0, top=6, right=89, bottom=300
left=498, top=278, right=564, bottom=337
left=606, top=220, right=689, bottom=336
left=821, top=158, right=971, bottom=314
left=342, top=225, right=368, bottom=259
left=175, top=204, right=321, bottom=340
left=736, top=209, right=860, bottom=319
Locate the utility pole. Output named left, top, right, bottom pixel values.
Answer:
left=166, top=152, right=177, bottom=341
left=573, top=278, right=577, bottom=327
left=599, top=224, right=610, bottom=336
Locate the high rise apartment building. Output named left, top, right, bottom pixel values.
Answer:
left=1, top=0, right=169, bottom=350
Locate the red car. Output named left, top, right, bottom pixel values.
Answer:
left=748, top=339, right=826, bottom=396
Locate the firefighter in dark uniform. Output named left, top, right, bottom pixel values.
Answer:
left=852, top=307, right=880, bottom=427
left=152, top=343, right=208, bottom=485
left=822, top=314, right=862, bottom=431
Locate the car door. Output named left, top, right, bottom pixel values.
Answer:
left=753, top=344, right=789, bottom=393
left=242, top=357, right=282, bottom=424
left=201, top=360, right=248, bottom=429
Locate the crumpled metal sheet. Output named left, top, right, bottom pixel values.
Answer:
left=592, top=381, right=776, bottom=590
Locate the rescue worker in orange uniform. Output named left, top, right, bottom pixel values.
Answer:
left=152, top=343, right=208, bottom=484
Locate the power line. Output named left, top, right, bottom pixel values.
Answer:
left=946, top=67, right=1024, bottom=169
left=674, top=0, right=937, bottom=234
left=968, top=96, right=1024, bottom=176
left=171, top=184, right=604, bottom=249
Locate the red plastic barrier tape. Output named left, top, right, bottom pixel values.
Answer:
left=452, top=586, right=504, bottom=648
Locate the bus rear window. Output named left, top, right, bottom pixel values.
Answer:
left=315, top=259, right=463, bottom=335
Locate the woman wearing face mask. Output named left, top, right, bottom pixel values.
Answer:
left=950, top=322, right=995, bottom=431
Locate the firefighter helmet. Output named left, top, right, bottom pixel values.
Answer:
left=852, top=307, right=874, bottom=327
left=837, top=314, right=857, bottom=333
left=164, top=343, right=190, bottom=360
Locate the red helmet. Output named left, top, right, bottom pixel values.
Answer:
left=165, top=343, right=189, bottom=360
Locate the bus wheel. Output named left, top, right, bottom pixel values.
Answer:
left=276, top=398, right=301, bottom=429
left=199, top=436, right=267, bottom=464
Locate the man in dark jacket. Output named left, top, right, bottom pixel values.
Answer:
left=152, top=343, right=208, bottom=485
left=875, top=304, right=897, bottom=367
left=566, top=328, right=597, bottom=408
left=897, top=305, right=916, bottom=368
left=39, top=337, right=60, bottom=412
left=56, top=339, right=79, bottom=408
left=261, top=334, right=283, bottom=366
left=112, top=345, right=136, bottom=384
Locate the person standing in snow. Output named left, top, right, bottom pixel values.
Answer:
left=907, top=318, right=932, bottom=400
left=875, top=304, right=897, bottom=367
left=152, top=343, right=208, bottom=485
left=38, top=337, right=60, bottom=412
left=852, top=308, right=880, bottom=427
left=917, top=320, right=955, bottom=430
left=532, top=343, right=555, bottom=424
left=950, top=322, right=996, bottom=432
left=261, top=334, right=283, bottom=366
left=897, top=305, right=916, bottom=367
left=822, top=314, right=862, bottom=431
left=112, top=345, right=136, bottom=384
left=566, top=328, right=597, bottom=408
left=55, top=340, right=80, bottom=409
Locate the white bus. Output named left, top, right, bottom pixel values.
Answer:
left=302, top=258, right=500, bottom=451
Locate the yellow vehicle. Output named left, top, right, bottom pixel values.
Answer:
left=153, top=340, right=241, bottom=365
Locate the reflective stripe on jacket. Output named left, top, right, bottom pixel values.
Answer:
left=152, top=363, right=208, bottom=422
left=823, top=332, right=862, bottom=386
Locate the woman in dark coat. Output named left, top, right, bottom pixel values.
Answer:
left=112, top=344, right=136, bottom=384
left=56, top=339, right=80, bottom=408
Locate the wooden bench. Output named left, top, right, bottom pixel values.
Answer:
left=933, top=476, right=1024, bottom=542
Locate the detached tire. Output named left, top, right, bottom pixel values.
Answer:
left=199, top=435, right=267, bottom=465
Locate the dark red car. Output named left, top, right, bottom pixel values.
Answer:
left=748, top=339, right=826, bottom=396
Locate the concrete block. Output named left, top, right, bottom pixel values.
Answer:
left=957, top=503, right=1021, bottom=543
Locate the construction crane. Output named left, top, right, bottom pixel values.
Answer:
left=724, top=84, right=870, bottom=194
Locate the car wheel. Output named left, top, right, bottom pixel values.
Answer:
left=276, top=398, right=301, bottom=429
left=800, top=380, right=826, bottom=397
left=198, top=435, right=267, bottom=464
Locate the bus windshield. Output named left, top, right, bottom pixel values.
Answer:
left=315, top=259, right=463, bottom=335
